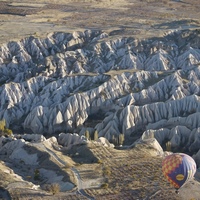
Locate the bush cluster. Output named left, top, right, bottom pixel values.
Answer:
left=0, top=119, right=13, bottom=137
left=44, top=183, right=60, bottom=195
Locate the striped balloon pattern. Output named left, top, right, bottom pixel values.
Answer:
left=162, top=153, right=196, bottom=189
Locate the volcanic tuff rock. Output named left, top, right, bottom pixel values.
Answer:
left=96, top=137, right=115, bottom=148
left=58, top=133, right=87, bottom=149
left=0, top=134, right=76, bottom=191
left=1, top=29, right=200, bottom=157
left=132, top=138, right=164, bottom=157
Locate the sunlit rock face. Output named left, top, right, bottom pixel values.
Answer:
left=58, top=133, right=87, bottom=149
left=1, top=29, right=200, bottom=156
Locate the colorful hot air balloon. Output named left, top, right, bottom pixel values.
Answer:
left=162, top=153, right=196, bottom=192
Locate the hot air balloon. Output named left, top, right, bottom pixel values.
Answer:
left=162, top=153, right=196, bottom=193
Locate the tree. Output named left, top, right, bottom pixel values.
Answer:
left=93, top=130, right=98, bottom=141
left=111, top=135, right=118, bottom=146
left=118, top=134, right=125, bottom=146
left=85, top=130, right=90, bottom=140
left=34, top=169, right=40, bottom=181
left=166, top=141, right=171, bottom=151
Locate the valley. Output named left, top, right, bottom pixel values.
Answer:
left=1, top=0, right=200, bottom=199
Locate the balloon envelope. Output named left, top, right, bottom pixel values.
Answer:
left=162, top=153, right=196, bottom=189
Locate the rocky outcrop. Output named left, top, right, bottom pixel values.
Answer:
left=0, top=138, right=26, bottom=156
left=96, top=137, right=115, bottom=148
left=95, top=95, right=200, bottom=138
left=0, top=135, right=75, bottom=192
left=1, top=29, right=200, bottom=156
left=133, top=138, right=164, bottom=156
left=58, top=133, right=87, bottom=149
left=15, top=134, right=46, bottom=142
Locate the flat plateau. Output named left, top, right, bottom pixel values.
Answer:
left=0, top=0, right=200, bottom=44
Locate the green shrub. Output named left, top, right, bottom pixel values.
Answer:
left=103, top=166, right=111, bottom=176
left=0, top=119, right=13, bottom=137
left=44, top=183, right=60, bottom=195
left=34, top=169, right=40, bottom=181
left=97, top=159, right=103, bottom=164
left=4, top=128, right=13, bottom=135
left=101, top=183, right=108, bottom=189
left=0, top=119, right=6, bottom=132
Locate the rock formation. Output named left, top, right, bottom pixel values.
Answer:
left=58, top=133, right=87, bottom=149
left=1, top=29, right=200, bottom=158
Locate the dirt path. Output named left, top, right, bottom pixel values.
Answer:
left=71, top=167, right=95, bottom=200
left=43, top=142, right=95, bottom=199
left=43, top=145, right=66, bottom=167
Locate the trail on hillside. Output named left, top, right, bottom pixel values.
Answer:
left=43, top=143, right=95, bottom=199
left=71, top=167, right=95, bottom=200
